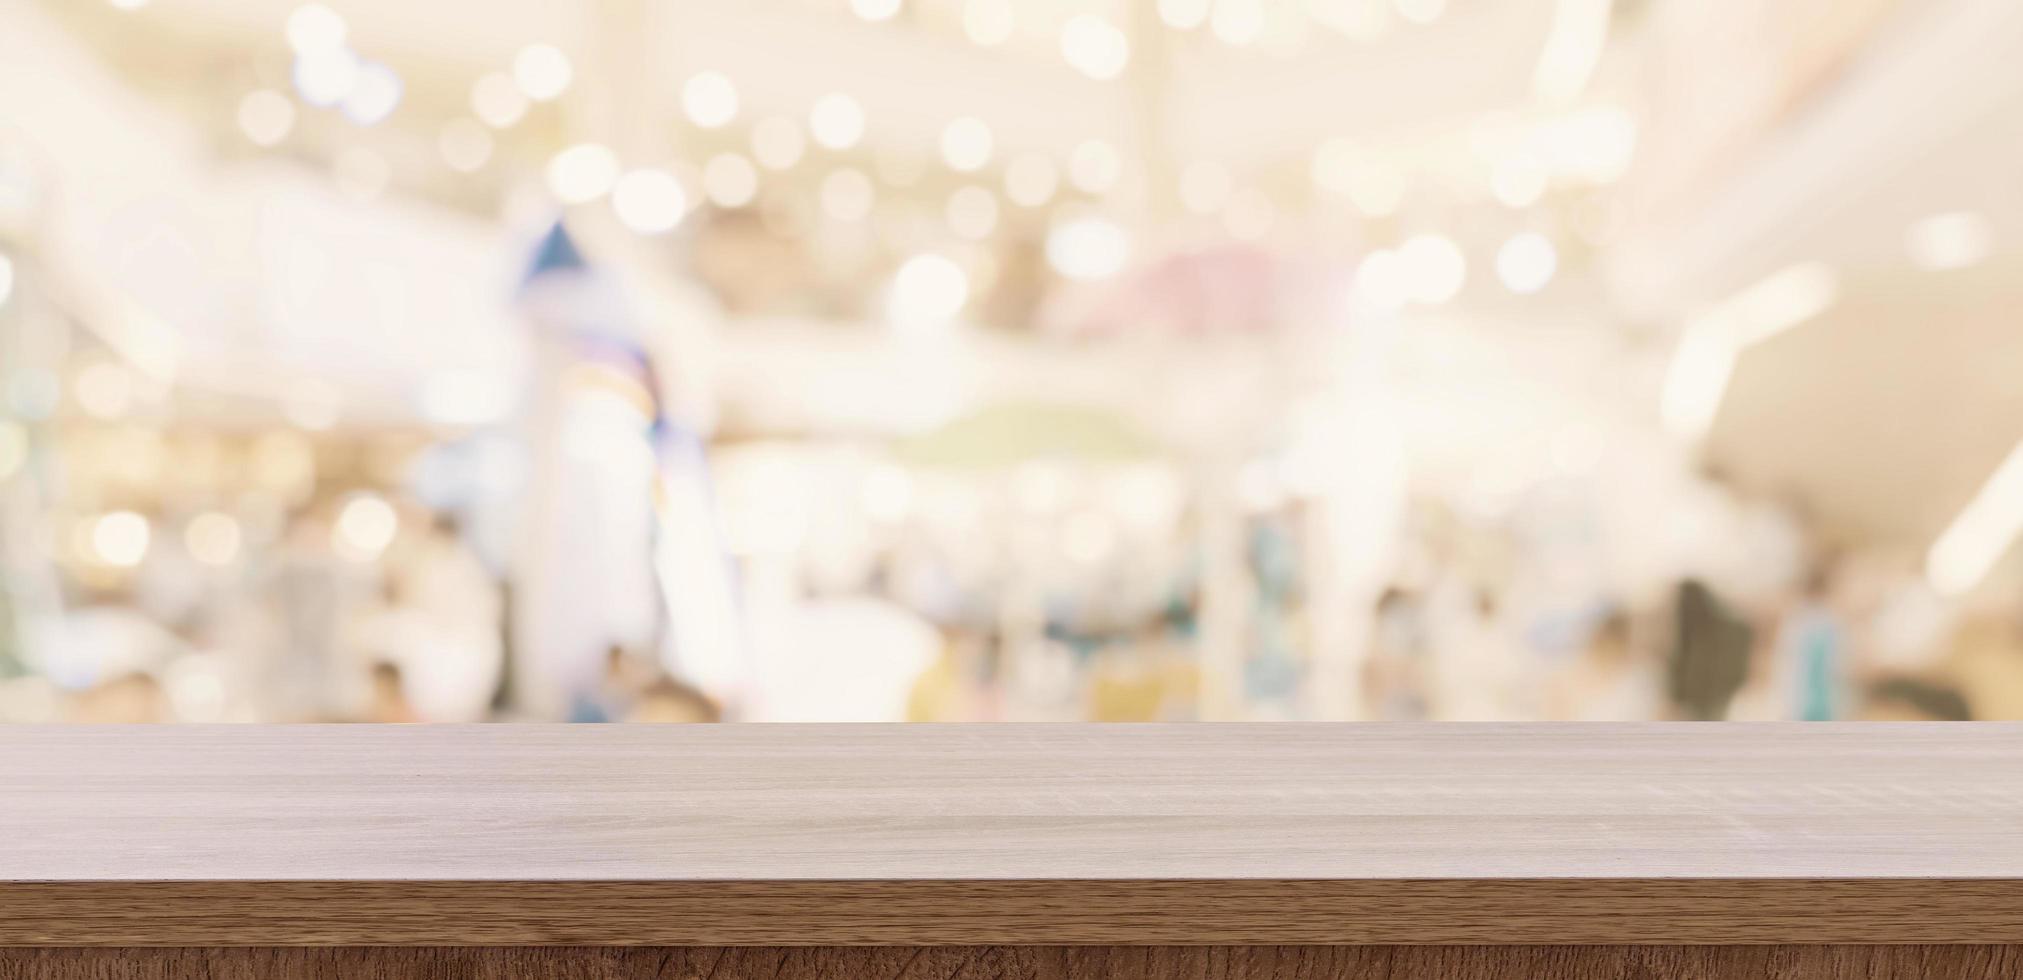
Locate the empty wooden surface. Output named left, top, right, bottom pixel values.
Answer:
left=6, top=723, right=2020, bottom=879
left=4, top=724, right=2021, bottom=945
left=5, top=946, right=2022, bottom=980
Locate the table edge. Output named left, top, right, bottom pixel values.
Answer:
left=5, top=878, right=2020, bottom=946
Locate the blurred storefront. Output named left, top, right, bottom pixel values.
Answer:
left=1, top=0, right=2021, bottom=722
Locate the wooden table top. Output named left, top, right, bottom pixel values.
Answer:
left=4, top=723, right=2021, bottom=945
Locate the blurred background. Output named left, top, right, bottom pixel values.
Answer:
left=0, top=0, right=2019, bottom=723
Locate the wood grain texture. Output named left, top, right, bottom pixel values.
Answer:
left=5, top=946, right=2022, bottom=980
left=5, top=880, right=2023, bottom=946
left=6, top=724, right=2022, bottom=945
left=5, top=723, right=2020, bottom=880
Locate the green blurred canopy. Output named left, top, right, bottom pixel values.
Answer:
left=895, top=402, right=1166, bottom=468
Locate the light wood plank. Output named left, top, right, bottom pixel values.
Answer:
left=5, top=723, right=2019, bottom=881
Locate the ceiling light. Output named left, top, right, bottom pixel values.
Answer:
left=809, top=93, right=866, bottom=150
left=682, top=71, right=739, bottom=129
left=1496, top=233, right=1557, bottom=294
left=1928, top=440, right=2023, bottom=596
left=513, top=44, right=573, bottom=102
left=612, top=168, right=689, bottom=234
left=546, top=143, right=620, bottom=204
left=1046, top=217, right=1130, bottom=280
left=940, top=117, right=994, bottom=172
left=1906, top=211, right=1994, bottom=271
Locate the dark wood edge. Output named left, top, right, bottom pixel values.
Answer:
left=3, top=880, right=2021, bottom=946
left=5, top=945, right=2023, bottom=980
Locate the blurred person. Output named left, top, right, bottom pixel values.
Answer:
left=269, top=513, right=350, bottom=720
left=1772, top=564, right=1850, bottom=721
left=1665, top=579, right=1754, bottom=721
left=1548, top=609, right=1660, bottom=721
left=624, top=675, right=721, bottom=723
left=1087, top=622, right=1198, bottom=721
left=1363, top=587, right=1431, bottom=720
left=1860, top=676, right=1972, bottom=721
left=1426, top=585, right=1521, bottom=721
left=512, top=225, right=675, bottom=718
left=570, top=644, right=659, bottom=722
left=353, top=513, right=503, bottom=721
left=364, top=661, right=418, bottom=723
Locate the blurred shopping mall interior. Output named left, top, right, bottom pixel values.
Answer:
left=0, top=0, right=2020, bottom=723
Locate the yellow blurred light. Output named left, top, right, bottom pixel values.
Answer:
left=333, top=494, right=398, bottom=562
left=249, top=431, right=317, bottom=497
left=940, top=117, right=994, bottom=172
left=809, top=92, right=866, bottom=150
left=682, top=71, right=739, bottom=129
left=963, top=0, right=1015, bottom=45
left=702, top=153, right=759, bottom=208
left=1179, top=160, right=1232, bottom=215
left=1906, top=211, right=1994, bottom=271
left=0, top=253, right=15, bottom=310
left=1928, top=440, right=2023, bottom=596
left=109, top=0, right=150, bottom=9
left=946, top=185, right=999, bottom=240
left=851, top=0, right=902, bottom=22
left=1495, top=232, right=1557, bottom=294
left=438, top=118, right=494, bottom=173
left=1004, top=152, right=1059, bottom=207
left=1046, top=216, right=1130, bottom=280
left=91, top=511, right=151, bottom=568
left=237, top=90, right=295, bottom=148
left=1393, top=0, right=1446, bottom=25
left=184, top=512, right=242, bottom=566
left=513, top=44, right=573, bottom=102
left=887, top=253, right=970, bottom=333
left=1061, top=15, right=1131, bottom=80
left=470, top=72, right=529, bottom=128
left=612, top=168, right=689, bottom=235
left=820, top=168, right=875, bottom=222
left=752, top=116, right=807, bottom=170
left=1067, top=139, right=1121, bottom=194
left=285, top=4, right=347, bottom=54
left=1397, top=233, right=1466, bottom=304
left=1159, top=0, right=1211, bottom=30
left=546, top=143, right=619, bottom=204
